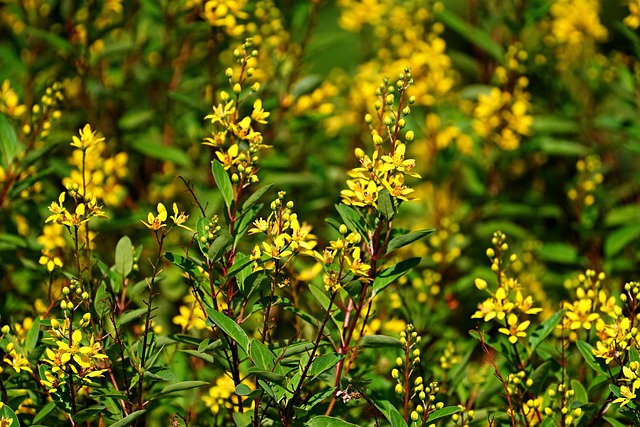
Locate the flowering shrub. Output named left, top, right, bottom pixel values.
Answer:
left=3, top=1, right=640, bottom=426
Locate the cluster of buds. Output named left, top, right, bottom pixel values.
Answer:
left=59, top=280, right=90, bottom=314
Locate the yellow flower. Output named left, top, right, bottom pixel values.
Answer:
left=251, top=99, right=270, bottom=124
left=215, top=144, right=239, bottom=170
left=612, top=385, right=636, bottom=407
left=71, top=124, right=105, bottom=150
left=141, top=203, right=168, bottom=230
left=498, top=313, right=530, bottom=344
left=171, top=203, right=193, bottom=231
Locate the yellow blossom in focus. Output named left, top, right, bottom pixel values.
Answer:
left=71, top=124, right=105, bottom=150
left=141, top=203, right=168, bottom=230
left=498, top=313, right=530, bottom=344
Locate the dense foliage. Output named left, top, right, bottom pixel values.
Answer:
left=2, top=0, right=640, bottom=426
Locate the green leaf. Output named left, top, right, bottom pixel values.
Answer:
left=130, top=136, right=190, bottom=166
left=114, top=236, right=133, bottom=278
left=360, top=335, right=401, bottom=348
left=309, top=284, right=331, bottom=311
left=539, top=242, right=578, bottom=264
left=528, top=310, right=563, bottom=354
left=372, top=257, right=420, bottom=295
left=308, top=353, right=343, bottom=380
left=571, top=379, right=588, bottom=404
left=116, top=307, right=149, bottom=329
left=386, top=228, right=435, bottom=255
left=156, top=380, right=209, bottom=397
left=377, top=188, right=395, bottom=219
left=241, top=183, right=274, bottom=213
left=249, top=338, right=276, bottom=370
left=0, top=113, right=19, bottom=167
left=427, top=406, right=461, bottom=423
left=605, top=205, right=640, bottom=227
left=33, top=401, right=56, bottom=424
left=371, top=392, right=408, bottom=427
left=306, top=416, right=360, bottom=427
left=536, top=137, right=589, bottom=156
left=212, top=160, right=234, bottom=210
left=576, top=340, right=607, bottom=376
left=94, top=282, right=112, bottom=318
left=603, top=416, right=629, bottom=427
left=247, top=368, right=287, bottom=387
left=208, top=229, right=232, bottom=262
left=304, top=387, right=336, bottom=410
left=24, top=317, right=40, bottom=354
left=233, top=411, right=253, bottom=427
left=604, top=224, right=640, bottom=258
left=74, top=406, right=106, bottom=423
left=235, top=383, right=253, bottom=396
left=0, top=407, right=19, bottom=427
left=205, top=309, right=249, bottom=352
left=109, top=410, right=147, bottom=427
left=335, top=204, right=368, bottom=240
left=436, top=10, right=504, bottom=62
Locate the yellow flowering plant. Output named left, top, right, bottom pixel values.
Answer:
left=4, top=1, right=640, bottom=426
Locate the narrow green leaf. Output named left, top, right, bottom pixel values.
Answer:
left=436, top=9, right=504, bottom=62
left=114, top=236, right=133, bottom=278
left=309, top=284, right=331, bottom=311
left=0, top=113, right=19, bottom=167
left=386, top=228, right=435, bottom=255
left=156, top=380, right=209, bottom=396
left=377, top=189, right=395, bottom=219
left=33, top=401, right=56, bottom=423
left=74, top=406, right=106, bottom=423
left=24, top=317, right=40, bottom=354
left=116, top=307, right=149, bottom=328
left=304, top=387, right=335, bottom=410
left=371, top=392, right=408, bottom=427
left=528, top=310, right=563, bottom=354
left=247, top=368, right=287, bottom=387
left=604, top=224, right=640, bottom=258
left=109, top=410, right=147, bottom=427
left=427, top=406, right=461, bottom=423
left=539, top=242, right=578, bottom=264
left=205, top=309, right=249, bottom=352
left=249, top=339, right=276, bottom=370
left=603, top=416, right=629, bottom=427
left=536, top=137, right=588, bottom=156
left=335, top=203, right=368, bottom=240
left=571, top=379, right=588, bottom=404
left=0, top=404, right=20, bottom=427
left=308, top=353, right=343, bottom=380
left=360, top=335, right=401, bottom=348
left=180, top=349, right=215, bottom=364
left=94, top=282, right=112, bottom=318
left=372, top=257, right=420, bottom=295
left=241, top=183, right=274, bottom=213
left=130, top=137, right=190, bottom=166
left=306, top=416, right=360, bottom=427
left=576, top=340, right=607, bottom=375
left=212, top=160, right=234, bottom=209
left=208, top=229, right=232, bottom=262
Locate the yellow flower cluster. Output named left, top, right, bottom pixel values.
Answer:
left=63, top=135, right=128, bottom=207
left=548, top=0, right=608, bottom=46
left=250, top=192, right=316, bottom=271
left=42, top=320, right=108, bottom=393
left=330, top=1, right=454, bottom=136
left=591, top=280, right=639, bottom=364
left=625, top=0, right=640, bottom=29
left=0, top=79, right=26, bottom=118
left=472, top=77, right=532, bottom=151
left=567, top=155, right=603, bottom=208
left=204, top=40, right=270, bottom=189
left=202, top=374, right=254, bottom=413
left=472, top=232, right=543, bottom=344
left=545, top=0, right=608, bottom=67
left=341, top=70, right=420, bottom=207
left=201, top=0, right=249, bottom=36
